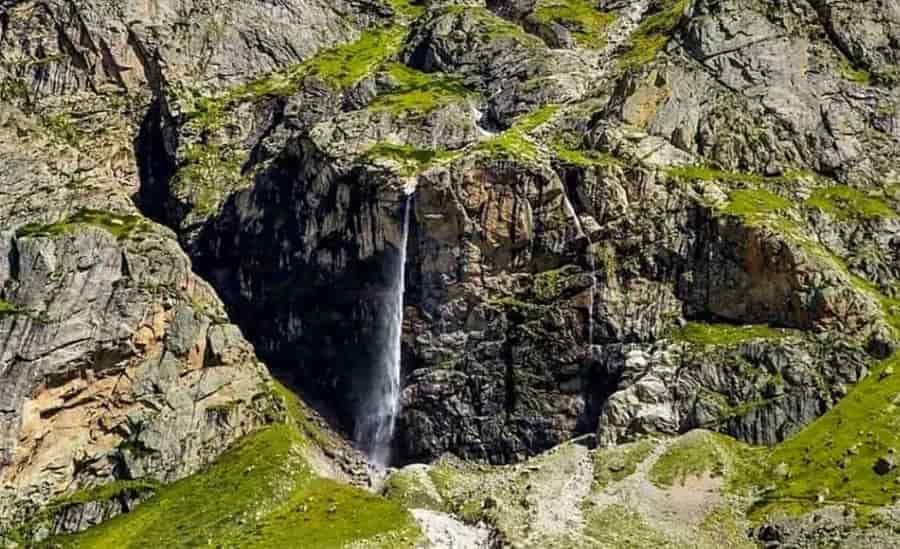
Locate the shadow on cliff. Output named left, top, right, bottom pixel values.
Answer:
left=132, top=118, right=415, bottom=465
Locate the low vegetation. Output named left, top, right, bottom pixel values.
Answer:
left=751, top=352, right=900, bottom=518
left=172, top=144, right=248, bottom=215
left=838, top=56, right=872, bottom=86
left=667, top=165, right=771, bottom=185
left=369, top=63, right=472, bottom=115
left=649, top=431, right=731, bottom=487
left=806, top=185, right=896, bottom=220
left=618, top=0, right=689, bottom=70
left=365, top=143, right=457, bottom=176
left=583, top=504, right=676, bottom=547
left=185, top=26, right=406, bottom=130
left=650, top=431, right=766, bottom=492
left=533, top=0, right=616, bottom=49
left=476, top=105, right=559, bottom=161
left=0, top=300, right=18, bottom=316
left=42, top=113, right=84, bottom=147
left=591, top=438, right=657, bottom=489
left=551, top=140, right=622, bottom=168
left=532, top=266, right=575, bottom=302
left=671, top=322, right=794, bottom=346
left=442, top=6, right=541, bottom=46
left=721, top=188, right=792, bottom=221
left=16, top=209, right=146, bottom=240
left=47, top=383, right=421, bottom=548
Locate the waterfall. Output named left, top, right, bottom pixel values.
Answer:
left=587, top=249, right=596, bottom=350
left=356, top=193, right=412, bottom=469
left=562, top=195, right=597, bottom=358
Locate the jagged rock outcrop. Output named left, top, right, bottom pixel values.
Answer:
left=595, top=335, right=870, bottom=446
left=0, top=101, right=277, bottom=533
left=1, top=0, right=900, bottom=543
left=112, top=0, right=900, bottom=466
left=0, top=0, right=368, bottom=530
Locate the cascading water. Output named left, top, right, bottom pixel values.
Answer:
left=355, top=193, right=412, bottom=469
left=562, top=194, right=597, bottom=357
left=587, top=249, right=596, bottom=350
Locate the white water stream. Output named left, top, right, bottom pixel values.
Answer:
left=356, top=193, right=412, bottom=469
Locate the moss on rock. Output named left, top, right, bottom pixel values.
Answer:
left=806, top=185, right=896, bottom=220
left=618, top=0, right=689, bottom=70
left=591, top=438, right=657, bottom=490
left=533, top=0, right=616, bottom=49
left=476, top=105, right=558, bottom=161
left=369, top=63, right=472, bottom=115
left=16, top=209, right=147, bottom=241
left=671, top=322, right=794, bottom=346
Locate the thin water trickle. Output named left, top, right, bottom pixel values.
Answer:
left=355, top=193, right=412, bottom=469
left=587, top=250, right=596, bottom=350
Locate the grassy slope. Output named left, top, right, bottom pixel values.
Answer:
left=755, top=352, right=900, bottom=513
left=670, top=322, right=795, bottom=346
left=47, top=383, right=420, bottom=549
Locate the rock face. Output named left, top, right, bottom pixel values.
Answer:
left=0, top=0, right=340, bottom=531
left=0, top=109, right=276, bottom=530
left=109, top=0, right=900, bottom=466
left=3, top=0, right=900, bottom=535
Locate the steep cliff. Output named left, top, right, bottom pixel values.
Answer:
left=137, top=0, right=899, bottom=465
left=1, top=0, right=899, bottom=547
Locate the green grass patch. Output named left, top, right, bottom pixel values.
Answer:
left=386, top=0, right=426, bottom=18
left=667, top=166, right=770, bottom=185
left=172, top=144, right=248, bottom=215
left=0, top=300, right=18, bottom=316
left=365, top=142, right=458, bottom=176
left=532, top=267, right=571, bottom=301
left=369, top=62, right=472, bottom=114
left=48, top=384, right=420, bottom=548
left=186, top=26, right=406, bottom=130
left=698, top=506, right=756, bottom=549
left=720, top=188, right=792, bottom=221
left=533, top=0, right=616, bottom=49
left=583, top=504, right=676, bottom=547
left=270, top=379, right=345, bottom=455
left=618, top=0, right=689, bottom=70
left=671, top=322, right=794, bottom=346
left=47, top=425, right=306, bottom=548
left=751, top=352, right=900, bottom=516
left=551, top=140, right=622, bottom=167
left=305, top=26, right=406, bottom=88
left=42, top=113, right=84, bottom=146
left=591, top=438, right=657, bottom=490
left=16, top=209, right=146, bottom=240
left=839, top=56, right=872, bottom=86
left=806, top=185, right=896, bottom=220
left=232, top=476, right=419, bottom=549
left=650, top=432, right=728, bottom=487
left=476, top=105, right=558, bottom=161
left=383, top=469, right=445, bottom=510
left=649, top=431, right=763, bottom=490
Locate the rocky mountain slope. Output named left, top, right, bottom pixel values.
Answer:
left=0, top=0, right=899, bottom=546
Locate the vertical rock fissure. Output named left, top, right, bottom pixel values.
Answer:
left=355, top=193, right=413, bottom=469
